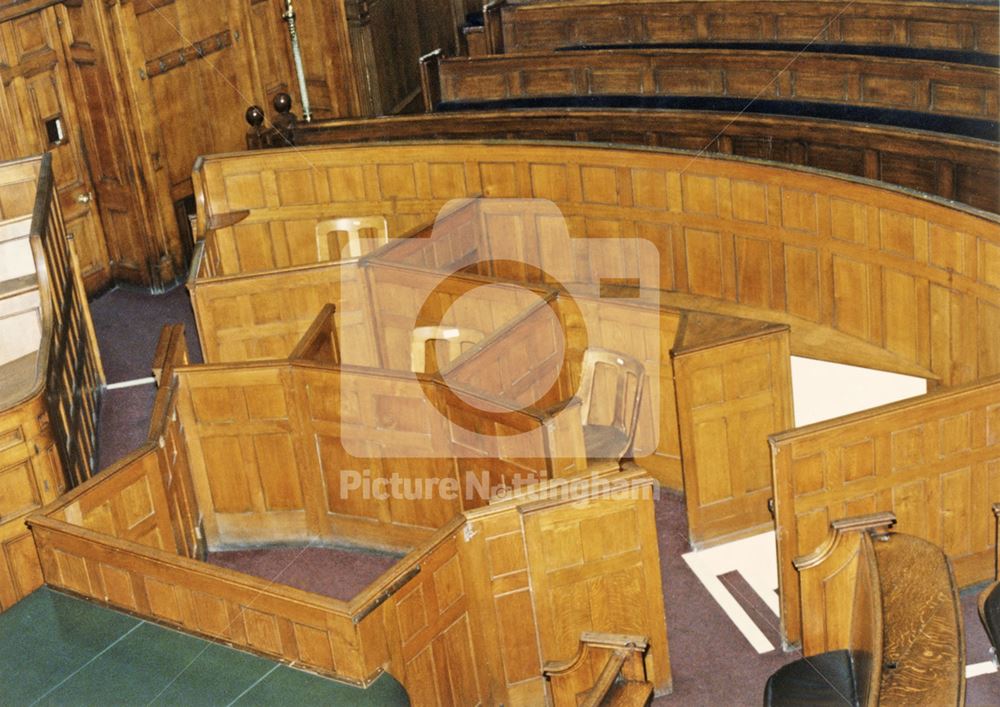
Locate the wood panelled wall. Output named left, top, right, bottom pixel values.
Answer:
left=674, top=319, right=793, bottom=547
left=175, top=359, right=590, bottom=552
left=771, top=376, right=1000, bottom=648
left=30, top=444, right=669, bottom=704
left=431, top=49, right=1000, bottom=125
left=0, top=393, right=62, bottom=611
left=494, top=0, right=1000, bottom=55
left=194, top=143, right=1000, bottom=388
left=0, top=0, right=464, bottom=293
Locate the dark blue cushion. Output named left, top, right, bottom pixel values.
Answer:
left=764, top=650, right=857, bottom=706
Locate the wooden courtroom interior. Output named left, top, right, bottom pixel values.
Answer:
left=1, top=0, right=999, bottom=704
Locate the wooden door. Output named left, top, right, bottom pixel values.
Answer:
left=522, top=479, right=671, bottom=695
left=56, top=0, right=157, bottom=290
left=0, top=6, right=111, bottom=293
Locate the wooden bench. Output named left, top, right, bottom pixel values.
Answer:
left=420, top=49, right=1000, bottom=137
left=488, top=0, right=999, bottom=57
left=247, top=103, right=1000, bottom=214
left=772, top=513, right=965, bottom=705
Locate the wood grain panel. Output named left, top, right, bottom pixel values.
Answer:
left=432, top=50, right=1000, bottom=123
left=772, top=377, right=1000, bottom=647
left=195, top=142, right=1000, bottom=387
left=495, top=0, right=998, bottom=55
left=674, top=319, right=794, bottom=546
left=521, top=473, right=671, bottom=695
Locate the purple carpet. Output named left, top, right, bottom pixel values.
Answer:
left=207, top=546, right=402, bottom=602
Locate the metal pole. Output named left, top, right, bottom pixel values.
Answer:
left=283, top=0, right=312, bottom=122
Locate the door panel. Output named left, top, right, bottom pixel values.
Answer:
left=0, top=7, right=111, bottom=293
left=57, top=1, right=153, bottom=288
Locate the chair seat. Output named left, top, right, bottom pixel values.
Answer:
left=763, top=650, right=857, bottom=707
left=583, top=424, right=631, bottom=461
left=983, top=582, right=1000, bottom=652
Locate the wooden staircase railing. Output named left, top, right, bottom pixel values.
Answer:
left=544, top=632, right=653, bottom=706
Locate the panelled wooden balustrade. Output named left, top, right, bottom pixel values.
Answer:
left=191, top=141, right=1000, bottom=648
left=422, top=49, right=1000, bottom=133
left=189, top=193, right=796, bottom=545
left=249, top=108, right=1000, bottom=214
left=0, top=154, right=103, bottom=612
left=486, top=0, right=999, bottom=56
left=28, top=323, right=671, bottom=704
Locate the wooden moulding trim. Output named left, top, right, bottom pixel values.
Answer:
left=205, top=210, right=250, bottom=231
left=192, top=254, right=362, bottom=286
left=0, top=0, right=61, bottom=23
left=516, top=472, right=657, bottom=516
left=769, top=373, right=1000, bottom=446
left=347, top=515, right=464, bottom=616
left=185, top=240, right=206, bottom=288
left=462, top=463, right=624, bottom=522
left=671, top=316, right=788, bottom=357
left=27, top=515, right=355, bottom=617
left=288, top=303, right=338, bottom=361
left=543, top=633, right=647, bottom=681
left=507, top=0, right=996, bottom=16
left=792, top=511, right=897, bottom=571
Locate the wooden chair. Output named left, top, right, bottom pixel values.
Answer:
left=576, top=348, right=645, bottom=462
left=315, top=216, right=388, bottom=261
left=410, top=326, right=484, bottom=373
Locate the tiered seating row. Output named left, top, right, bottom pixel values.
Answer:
left=488, top=0, right=999, bottom=56
left=251, top=108, right=1000, bottom=214
left=422, top=49, right=999, bottom=140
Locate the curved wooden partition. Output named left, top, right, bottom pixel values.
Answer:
left=425, top=49, right=1000, bottom=132
left=0, top=154, right=104, bottom=612
left=28, top=326, right=671, bottom=703
left=492, top=0, right=999, bottom=56
left=252, top=109, right=1000, bottom=214
left=194, top=142, right=1000, bottom=387
left=192, top=141, right=1000, bottom=641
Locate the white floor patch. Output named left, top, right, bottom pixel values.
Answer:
left=684, top=532, right=998, bottom=678
left=105, top=376, right=156, bottom=390
left=966, top=661, right=998, bottom=679
left=682, top=531, right=780, bottom=653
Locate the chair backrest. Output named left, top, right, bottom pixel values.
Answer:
left=315, top=216, right=388, bottom=260
left=576, top=348, right=645, bottom=446
left=411, top=326, right=485, bottom=373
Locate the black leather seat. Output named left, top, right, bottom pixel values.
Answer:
left=763, top=650, right=857, bottom=706
left=982, top=582, right=1000, bottom=653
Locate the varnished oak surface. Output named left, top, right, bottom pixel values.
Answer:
left=192, top=141, right=1000, bottom=651
left=430, top=49, right=1000, bottom=129
left=495, top=0, right=999, bottom=56
left=874, top=534, right=965, bottom=704
left=257, top=109, right=1000, bottom=213
left=193, top=141, right=1000, bottom=386
left=0, top=154, right=103, bottom=613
